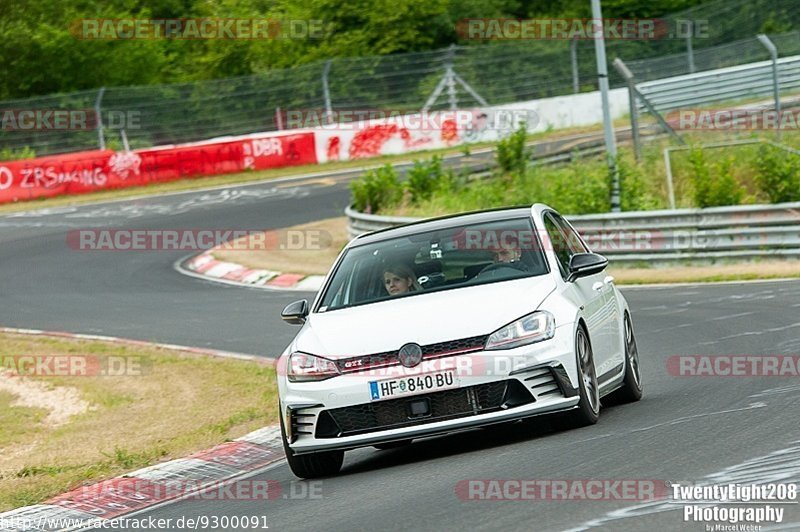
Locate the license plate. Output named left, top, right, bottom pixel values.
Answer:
left=369, top=371, right=458, bottom=401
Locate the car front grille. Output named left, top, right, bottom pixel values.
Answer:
left=315, top=380, right=533, bottom=438
left=335, top=335, right=489, bottom=373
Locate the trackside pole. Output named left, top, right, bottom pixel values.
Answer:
left=590, top=0, right=621, bottom=212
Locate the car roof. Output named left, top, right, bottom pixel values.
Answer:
left=350, top=205, right=535, bottom=247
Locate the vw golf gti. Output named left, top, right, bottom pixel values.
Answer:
left=277, top=204, right=643, bottom=478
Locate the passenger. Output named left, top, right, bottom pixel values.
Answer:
left=383, top=264, right=422, bottom=296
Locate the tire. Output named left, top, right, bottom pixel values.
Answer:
left=280, top=410, right=344, bottom=479
left=569, top=324, right=600, bottom=426
left=609, top=313, right=643, bottom=403
left=373, top=439, right=412, bottom=450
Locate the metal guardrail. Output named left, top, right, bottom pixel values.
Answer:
left=636, top=55, right=800, bottom=113
left=345, top=206, right=418, bottom=238
left=346, top=202, right=800, bottom=264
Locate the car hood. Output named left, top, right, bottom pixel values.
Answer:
left=294, top=275, right=556, bottom=359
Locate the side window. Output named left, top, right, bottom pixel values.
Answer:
left=552, top=213, right=588, bottom=254
left=543, top=213, right=571, bottom=277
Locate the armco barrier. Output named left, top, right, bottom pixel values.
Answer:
left=345, top=206, right=419, bottom=239
left=636, top=55, right=800, bottom=113
left=346, top=203, right=800, bottom=264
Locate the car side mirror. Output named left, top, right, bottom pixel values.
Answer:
left=567, top=253, right=608, bottom=282
left=281, top=299, right=309, bottom=325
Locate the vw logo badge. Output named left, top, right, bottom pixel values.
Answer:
left=398, top=343, right=423, bottom=368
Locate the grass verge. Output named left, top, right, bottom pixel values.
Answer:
left=609, top=262, right=800, bottom=284
left=0, top=332, right=278, bottom=512
left=213, top=216, right=350, bottom=276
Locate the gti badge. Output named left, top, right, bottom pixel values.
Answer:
left=398, top=343, right=423, bottom=368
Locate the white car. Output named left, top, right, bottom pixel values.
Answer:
left=277, top=204, right=642, bottom=478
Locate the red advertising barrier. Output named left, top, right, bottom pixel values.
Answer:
left=0, top=149, right=114, bottom=203
left=0, top=132, right=316, bottom=204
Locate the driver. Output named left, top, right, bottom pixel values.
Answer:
left=481, top=235, right=529, bottom=273
left=493, top=246, right=522, bottom=264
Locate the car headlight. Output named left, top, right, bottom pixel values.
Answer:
left=287, top=352, right=340, bottom=382
left=485, top=311, right=555, bottom=350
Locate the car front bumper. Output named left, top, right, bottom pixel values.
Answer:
left=279, top=324, right=579, bottom=454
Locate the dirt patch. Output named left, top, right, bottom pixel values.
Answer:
left=0, top=371, right=90, bottom=427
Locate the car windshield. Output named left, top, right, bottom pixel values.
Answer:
left=317, top=217, right=548, bottom=312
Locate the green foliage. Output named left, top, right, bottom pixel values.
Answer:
left=0, top=147, right=36, bottom=161
left=367, top=150, right=613, bottom=216
left=495, top=124, right=528, bottom=176
left=712, top=158, right=744, bottom=206
left=405, top=158, right=439, bottom=203
left=352, top=136, right=800, bottom=219
left=0, top=1, right=170, bottom=100
left=544, top=156, right=612, bottom=214
left=595, top=0, right=703, bottom=18
left=0, top=0, right=554, bottom=99
left=618, top=156, right=660, bottom=211
left=687, top=146, right=711, bottom=206
left=761, top=13, right=795, bottom=34
left=0, top=0, right=789, bottom=101
left=754, top=145, right=800, bottom=203
left=350, top=164, right=401, bottom=213
left=687, top=147, right=743, bottom=207
left=405, top=155, right=456, bottom=204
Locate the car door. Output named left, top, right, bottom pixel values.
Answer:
left=542, top=212, right=613, bottom=369
left=552, top=212, right=624, bottom=375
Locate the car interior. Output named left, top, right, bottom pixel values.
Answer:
left=318, top=219, right=550, bottom=311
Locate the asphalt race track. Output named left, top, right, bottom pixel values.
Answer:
left=2, top=175, right=800, bottom=531
left=136, top=278, right=800, bottom=531
left=0, top=176, right=351, bottom=355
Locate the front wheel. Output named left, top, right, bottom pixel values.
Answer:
left=569, top=325, right=600, bottom=426
left=280, top=410, right=344, bottom=479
